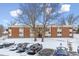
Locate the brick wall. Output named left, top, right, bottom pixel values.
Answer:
left=51, top=26, right=73, bottom=38
left=8, top=26, right=30, bottom=38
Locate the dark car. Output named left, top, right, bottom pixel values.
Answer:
left=3, top=43, right=14, bottom=48
left=53, top=47, right=69, bottom=56
left=0, top=43, right=14, bottom=49
left=16, top=43, right=29, bottom=53
left=0, top=44, right=4, bottom=49
left=38, top=48, right=54, bottom=56
left=9, top=44, right=18, bottom=51
left=27, top=43, right=43, bottom=55
left=10, top=43, right=29, bottom=52
left=77, top=46, right=79, bottom=54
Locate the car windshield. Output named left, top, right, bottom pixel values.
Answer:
left=55, top=47, right=67, bottom=54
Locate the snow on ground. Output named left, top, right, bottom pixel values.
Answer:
left=0, top=34, right=79, bottom=56
left=0, top=48, right=32, bottom=56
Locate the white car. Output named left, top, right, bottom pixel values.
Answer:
left=9, top=44, right=18, bottom=51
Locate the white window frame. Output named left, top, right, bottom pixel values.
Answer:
left=57, top=28, right=62, bottom=32
left=19, top=28, right=23, bottom=33
left=69, top=29, right=73, bottom=32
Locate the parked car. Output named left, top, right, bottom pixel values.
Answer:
left=0, top=43, right=4, bottom=49
left=27, top=43, right=43, bottom=55
left=16, top=43, right=29, bottom=53
left=9, top=44, right=18, bottom=51
left=10, top=43, right=30, bottom=52
left=77, top=46, right=79, bottom=54
left=53, top=47, right=69, bottom=56
left=3, top=43, right=14, bottom=48
left=37, top=48, right=54, bottom=56
left=0, top=42, right=14, bottom=49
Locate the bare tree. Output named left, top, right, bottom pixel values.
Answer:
left=15, top=3, right=60, bottom=42
left=60, top=14, right=79, bottom=25
left=67, top=14, right=79, bottom=25
left=7, top=19, right=17, bottom=26
left=18, top=3, right=41, bottom=41
left=59, top=17, right=66, bottom=25
left=38, top=3, right=60, bottom=42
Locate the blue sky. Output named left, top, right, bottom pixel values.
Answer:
left=61, top=3, right=79, bottom=26
left=0, top=3, right=19, bottom=27
left=0, top=3, right=79, bottom=28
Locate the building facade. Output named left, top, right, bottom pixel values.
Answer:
left=8, top=25, right=30, bottom=38
left=51, top=25, right=73, bottom=38
left=8, top=25, right=73, bottom=38
left=0, top=25, right=4, bottom=37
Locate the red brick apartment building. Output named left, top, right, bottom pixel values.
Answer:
left=51, top=25, right=73, bottom=38
left=8, top=25, right=30, bottom=38
left=8, top=25, right=73, bottom=38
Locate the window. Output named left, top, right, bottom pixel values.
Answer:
left=57, top=28, right=62, bottom=32
left=69, top=29, right=73, bottom=32
left=19, top=28, right=23, bottom=33
left=9, top=29, right=11, bottom=33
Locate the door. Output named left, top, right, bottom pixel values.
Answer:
left=36, top=27, right=43, bottom=38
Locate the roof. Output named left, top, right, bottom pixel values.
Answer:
left=51, top=25, right=73, bottom=27
left=8, top=22, right=30, bottom=27
left=8, top=24, right=73, bottom=28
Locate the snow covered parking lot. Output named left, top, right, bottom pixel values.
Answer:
left=0, top=34, right=79, bottom=56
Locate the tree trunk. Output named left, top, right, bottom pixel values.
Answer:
left=41, top=25, right=45, bottom=42
left=34, top=37, right=37, bottom=41
left=33, top=26, right=37, bottom=41
left=42, top=36, right=44, bottom=42
left=34, top=30, right=37, bottom=41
